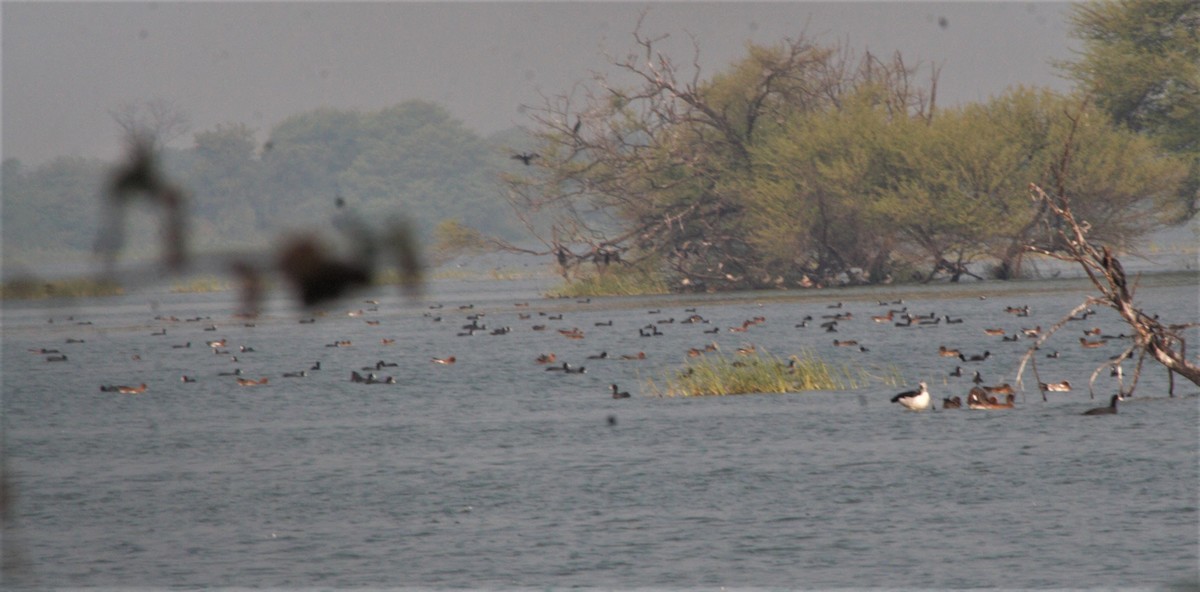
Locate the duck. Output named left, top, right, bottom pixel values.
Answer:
left=181, top=375, right=197, bottom=383
left=832, top=339, right=859, bottom=347
left=1079, top=337, right=1107, bottom=348
left=310, top=361, right=322, bottom=371
left=966, top=387, right=990, bottom=409
left=586, top=351, right=609, bottom=360
left=983, top=328, right=1006, bottom=336
left=949, top=366, right=964, bottom=377
left=891, top=382, right=931, bottom=411
left=942, top=396, right=962, bottom=409
left=610, top=384, right=631, bottom=399
left=938, top=346, right=961, bottom=358
left=45, top=354, right=69, bottom=362
left=1083, top=394, right=1121, bottom=415
left=959, top=351, right=991, bottom=363
left=982, top=383, right=1015, bottom=396
left=115, top=383, right=148, bottom=394
left=986, top=393, right=1015, bottom=409
left=620, top=352, right=647, bottom=360
left=535, top=353, right=557, bottom=364
left=1039, top=380, right=1072, bottom=392
left=236, top=377, right=269, bottom=386
left=432, top=356, right=456, bottom=365
left=217, top=368, right=243, bottom=377
left=282, top=370, right=308, bottom=378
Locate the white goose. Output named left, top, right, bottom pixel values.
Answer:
left=891, top=382, right=931, bottom=411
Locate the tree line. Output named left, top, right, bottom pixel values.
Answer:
left=2, top=101, right=528, bottom=265
left=499, top=2, right=1197, bottom=291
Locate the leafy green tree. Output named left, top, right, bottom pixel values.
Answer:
left=1, top=156, right=107, bottom=253
left=1059, top=0, right=1199, bottom=217
left=184, top=123, right=263, bottom=232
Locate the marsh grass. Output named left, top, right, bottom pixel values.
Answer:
left=547, top=266, right=670, bottom=298
left=0, top=277, right=124, bottom=300
left=646, top=347, right=900, bottom=397
left=170, top=276, right=229, bottom=293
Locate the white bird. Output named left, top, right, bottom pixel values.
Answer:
left=891, top=382, right=931, bottom=411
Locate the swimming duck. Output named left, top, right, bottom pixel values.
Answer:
left=535, top=353, right=557, bottom=364
left=610, top=384, right=631, bottom=399
left=959, top=351, right=991, bottom=363
left=112, top=383, right=148, bottom=394
left=586, top=351, right=609, bottom=360
left=282, top=370, right=308, bottom=378
left=1083, top=394, right=1121, bottom=415
left=1079, top=337, right=1107, bottom=348
left=432, top=356, right=456, bottom=365
left=966, top=387, right=989, bottom=409
left=236, top=377, right=269, bottom=386
left=891, top=382, right=931, bottom=411
left=181, top=375, right=197, bottom=383
left=938, top=346, right=961, bottom=358
left=620, top=352, right=647, bottom=360
left=1039, top=380, right=1072, bottom=392
left=982, top=383, right=1015, bottom=396
left=942, top=396, right=962, bottom=409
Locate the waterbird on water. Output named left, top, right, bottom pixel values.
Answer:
left=891, top=382, right=930, bottom=411
left=1083, top=394, right=1122, bottom=415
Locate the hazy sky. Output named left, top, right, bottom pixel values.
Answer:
left=3, top=2, right=1078, bottom=165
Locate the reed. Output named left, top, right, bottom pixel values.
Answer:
left=646, top=348, right=898, bottom=397
left=0, top=277, right=124, bottom=300
left=170, top=276, right=228, bottom=293
left=547, top=266, right=670, bottom=298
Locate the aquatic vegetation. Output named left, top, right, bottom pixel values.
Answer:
left=169, top=276, right=228, bottom=293
left=646, top=348, right=900, bottom=397
left=546, top=265, right=670, bottom=298
left=0, top=277, right=124, bottom=300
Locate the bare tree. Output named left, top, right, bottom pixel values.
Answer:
left=497, top=15, right=936, bottom=290
left=109, top=98, right=191, bottom=152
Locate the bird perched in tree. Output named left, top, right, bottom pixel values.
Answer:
left=511, top=152, right=539, bottom=166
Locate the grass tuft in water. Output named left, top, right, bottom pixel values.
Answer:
left=170, top=276, right=229, bottom=293
left=0, top=277, right=125, bottom=300
left=645, top=347, right=900, bottom=397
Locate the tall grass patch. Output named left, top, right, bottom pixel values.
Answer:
left=646, top=348, right=899, bottom=397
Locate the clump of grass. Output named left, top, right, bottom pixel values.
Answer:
left=170, top=276, right=228, bottom=293
left=646, top=348, right=899, bottom=397
left=0, top=277, right=124, bottom=300
left=547, top=265, right=670, bottom=298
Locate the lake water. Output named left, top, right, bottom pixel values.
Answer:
left=3, top=273, right=1198, bottom=588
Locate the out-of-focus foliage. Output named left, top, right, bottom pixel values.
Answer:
left=2, top=100, right=521, bottom=265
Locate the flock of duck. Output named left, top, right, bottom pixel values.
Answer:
left=32, top=291, right=1128, bottom=412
